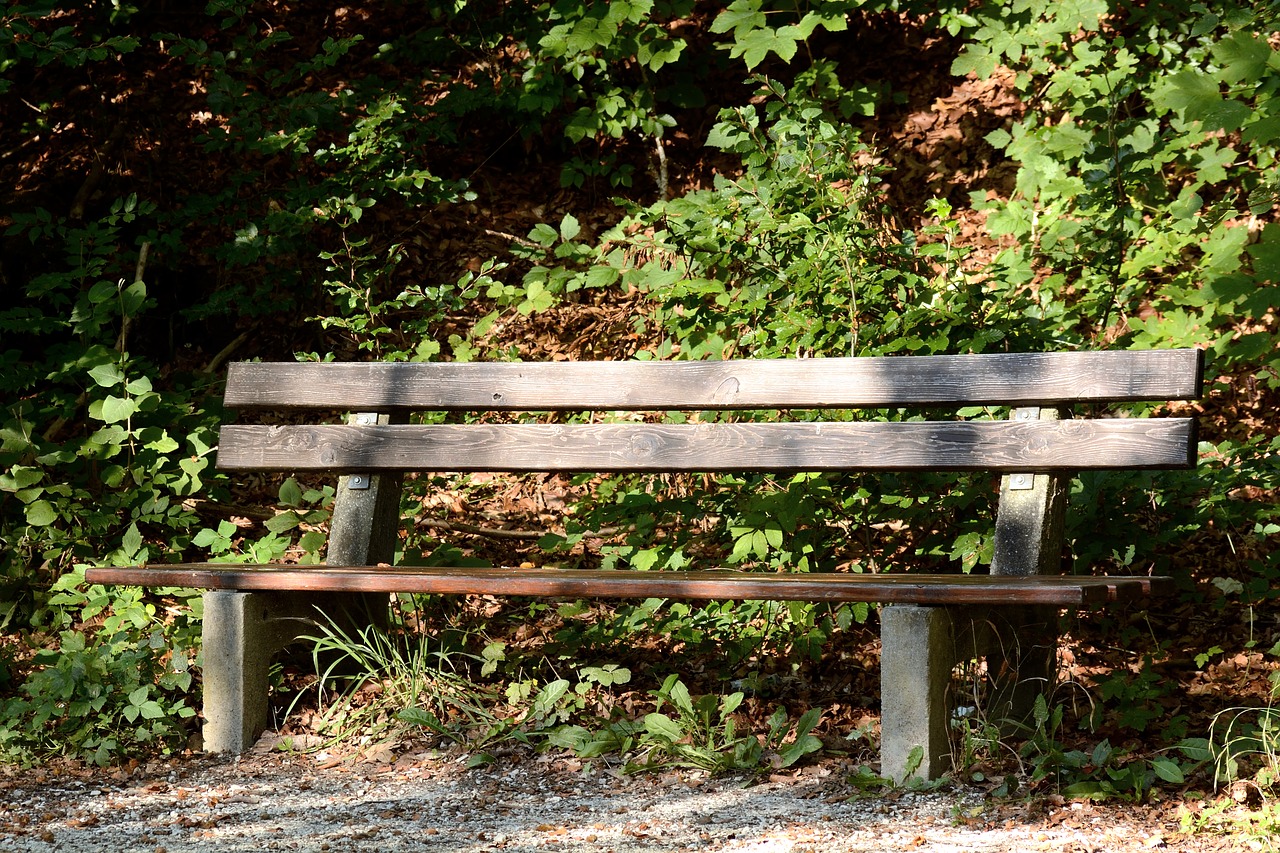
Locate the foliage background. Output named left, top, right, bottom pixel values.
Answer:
left=0, top=0, right=1277, bottom=789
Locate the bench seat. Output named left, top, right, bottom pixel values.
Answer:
left=88, top=564, right=1172, bottom=606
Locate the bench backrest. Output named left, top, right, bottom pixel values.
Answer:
left=217, top=350, right=1202, bottom=476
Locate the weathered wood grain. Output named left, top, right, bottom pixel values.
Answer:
left=216, top=418, right=1197, bottom=473
left=83, top=564, right=1172, bottom=607
left=224, top=349, right=1203, bottom=411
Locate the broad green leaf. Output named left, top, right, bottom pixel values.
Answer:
left=1153, top=69, right=1253, bottom=132
left=732, top=26, right=800, bottom=69
left=668, top=679, right=694, bottom=716
left=710, top=0, right=764, bottom=37
left=560, top=214, right=581, bottom=242
left=1150, top=758, right=1184, bottom=784
left=984, top=128, right=1012, bottom=149
left=528, top=222, right=559, bottom=247
left=192, top=527, right=223, bottom=548
left=278, top=477, right=303, bottom=507
left=1212, top=30, right=1272, bottom=84
left=1175, top=738, right=1213, bottom=763
left=142, top=429, right=180, bottom=453
left=25, top=499, right=57, bottom=527
left=1243, top=113, right=1280, bottom=147
left=87, top=279, right=117, bottom=304
left=951, top=46, right=997, bottom=79
left=264, top=511, right=301, bottom=534
left=1058, top=0, right=1107, bottom=29
left=397, top=707, right=447, bottom=732
left=779, top=733, right=823, bottom=767
left=99, top=395, right=137, bottom=424
left=1, top=466, right=43, bottom=492
left=87, top=362, right=125, bottom=387
left=120, top=280, right=147, bottom=315
left=179, top=457, right=208, bottom=478
left=630, top=548, right=661, bottom=571
left=121, top=522, right=143, bottom=558
left=530, top=679, right=571, bottom=720
left=637, top=34, right=683, bottom=71
left=643, top=712, right=683, bottom=742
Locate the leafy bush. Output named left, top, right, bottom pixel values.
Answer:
left=1, top=0, right=1278, bottom=776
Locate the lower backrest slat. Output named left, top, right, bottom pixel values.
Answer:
left=216, top=418, right=1198, bottom=473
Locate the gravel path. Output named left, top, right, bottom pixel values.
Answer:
left=0, top=744, right=1252, bottom=852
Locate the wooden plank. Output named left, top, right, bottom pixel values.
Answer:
left=216, top=418, right=1198, bottom=473
left=223, top=349, right=1203, bottom=411
left=84, top=565, right=1172, bottom=606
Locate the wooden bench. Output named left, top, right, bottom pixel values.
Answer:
left=87, top=349, right=1203, bottom=781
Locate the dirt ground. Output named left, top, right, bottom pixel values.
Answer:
left=0, top=738, right=1261, bottom=853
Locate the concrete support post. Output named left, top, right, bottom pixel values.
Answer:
left=988, top=406, right=1071, bottom=729
left=201, top=590, right=317, bottom=753
left=880, top=604, right=955, bottom=783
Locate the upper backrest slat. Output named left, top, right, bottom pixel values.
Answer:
left=223, top=349, right=1203, bottom=411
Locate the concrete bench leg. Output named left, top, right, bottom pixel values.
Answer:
left=880, top=604, right=956, bottom=783
left=202, top=590, right=317, bottom=753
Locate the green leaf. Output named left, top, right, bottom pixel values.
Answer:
left=397, top=706, right=448, bottom=733
left=984, top=127, right=1012, bottom=149
left=630, top=548, right=661, bottom=571
left=192, top=527, right=223, bottom=548
left=179, top=457, right=208, bottom=478
left=951, top=45, right=997, bottom=79
left=121, top=523, right=143, bottom=558
left=732, top=27, right=800, bottom=69
left=99, top=395, right=137, bottom=424
left=1061, top=781, right=1106, bottom=799
left=667, top=679, right=694, bottom=717
left=278, top=478, right=303, bottom=507
left=1212, top=30, right=1273, bottom=84
left=87, top=362, right=125, bottom=387
left=710, top=0, right=764, bottom=37
left=643, top=712, right=683, bottom=742
left=141, top=429, right=180, bottom=453
left=1153, top=69, right=1253, bottom=132
left=1150, top=758, right=1184, bottom=784
left=120, top=280, right=147, bottom=315
left=1, top=466, right=43, bottom=492
left=560, top=214, right=581, bottom=242
left=264, top=511, right=301, bottom=534
left=25, top=500, right=57, bottom=527
left=779, top=732, right=823, bottom=767
left=528, top=222, right=559, bottom=247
